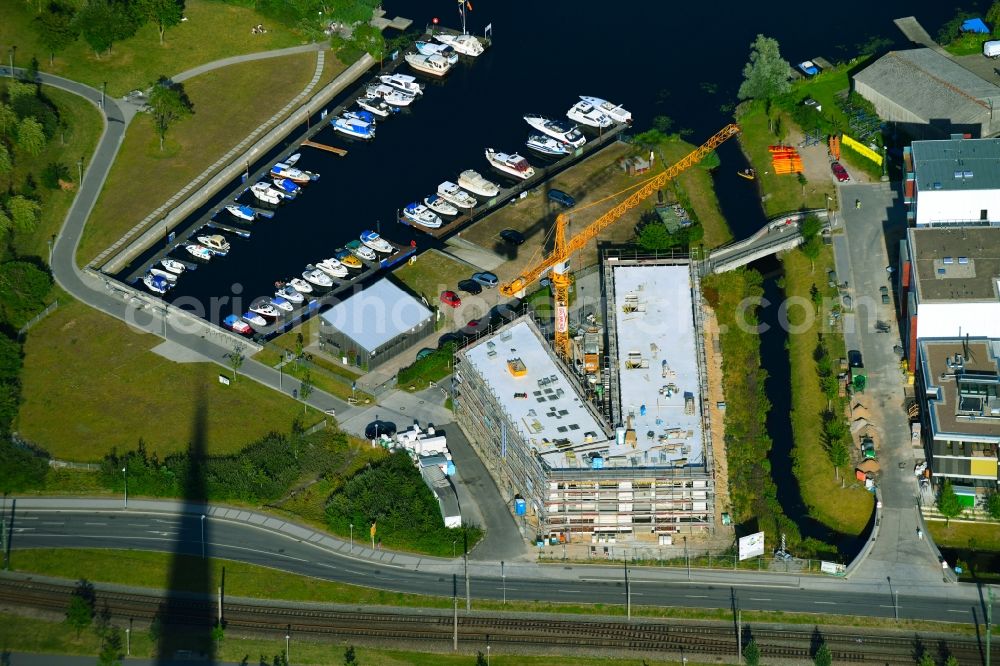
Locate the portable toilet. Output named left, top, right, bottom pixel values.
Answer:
left=514, top=496, right=527, bottom=516
left=591, top=455, right=604, bottom=470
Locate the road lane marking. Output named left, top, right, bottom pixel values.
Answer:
left=84, top=522, right=107, bottom=526
left=557, top=589, right=582, bottom=593
left=750, top=598, right=772, bottom=601
left=814, top=601, right=836, bottom=605
left=947, top=609, right=967, bottom=614
left=685, top=595, right=708, bottom=598
left=41, top=522, right=64, bottom=525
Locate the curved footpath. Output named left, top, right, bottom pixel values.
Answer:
left=3, top=58, right=365, bottom=420
left=3, top=498, right=988, bottom=623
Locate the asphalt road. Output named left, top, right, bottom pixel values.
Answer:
left=5, top=507, right=990, bottom=624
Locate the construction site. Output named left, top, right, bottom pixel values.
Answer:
left=451, top=126, right=740, bottom=550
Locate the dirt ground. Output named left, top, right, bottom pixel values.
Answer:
left=786, top=125, right=874, bottom=193
left=700, top=304, right=734, bottom=545
left=459, top=142, right=653, bottom=287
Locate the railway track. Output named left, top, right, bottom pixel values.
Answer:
left=1, top=577, right=993, bottom=664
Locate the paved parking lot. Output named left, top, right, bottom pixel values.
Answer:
left=833, top=182, right=946, bottom=584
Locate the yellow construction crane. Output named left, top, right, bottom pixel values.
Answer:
left=500, top=123, right=741, bottom=359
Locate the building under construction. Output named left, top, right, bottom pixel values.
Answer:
left=455, top=256, right=715, bottom=545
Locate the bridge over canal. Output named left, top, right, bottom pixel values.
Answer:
left=704, top=209, right=830, bottom=273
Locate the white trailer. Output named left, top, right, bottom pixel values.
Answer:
left=984, top=40, right=1000, bottom=58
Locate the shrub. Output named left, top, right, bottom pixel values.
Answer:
left=0, top=439, right=48, bottom=492
left=41, top=162, right=70, bottom=189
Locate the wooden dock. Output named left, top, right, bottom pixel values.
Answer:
left=302, top=140, right=347, bottom=156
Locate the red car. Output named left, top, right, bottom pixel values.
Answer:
left=466, top=319, right=481, bottom=329
left=440, top=290, right=461, bottom=308
left=831, top=161, right=850, bottom=182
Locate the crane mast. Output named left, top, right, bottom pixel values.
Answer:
left=499, top=123, right=741, bottom=359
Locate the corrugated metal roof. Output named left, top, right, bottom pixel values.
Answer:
left=912, top=137, right=1000, bottom=191
left=854, top=49, right=1000, bottom=127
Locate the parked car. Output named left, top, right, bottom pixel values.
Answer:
left=831, top=161, right=850, bottom=182
left=465, top=319, right=482, bottom=330
left=500, top=228, right=525, bottom=245
left=547, top=189, right=576, bottom=208
left=415, top=347, right=435, bottom=360
left=438, top=332, right=463, bottom=348
left=440, top=290, right=462, bottom=308
left=472, top=271, right=499, bottom=288
left=458, top=279, right=483, bottom=295
left=848, top=349, right=864, bottom=368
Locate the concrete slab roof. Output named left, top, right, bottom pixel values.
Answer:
left=908, top=226, right=1000, bottom=302
left=919, top=337, right=1000, bottom=442
left=912, top=138, right=1000, bottom=192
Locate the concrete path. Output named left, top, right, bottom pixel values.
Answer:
left=171, top=42, right=327, bottom=83
left=831, top=182, right=952, bottom=585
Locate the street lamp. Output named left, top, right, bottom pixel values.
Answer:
left=486, top=644, right=490, bottom=666
left=77, top=157, right=83, bottom=185
left=122, top=467, right=127, bottom=509
left=8, top=46, right=15, bottom=80
left=501, top=560, right=506, bottom=606
left=200, top=514, right=206, bottom=559
left=285, top=633, right=290, bottom=663
left=101, top=81, right=106, bottom=110
left=349, top=523, right=353, bottom=549
left=125, top=627, right=130, bottom=656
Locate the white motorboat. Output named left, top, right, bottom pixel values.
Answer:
left=357, top=96, right=396, bottom=118
left=226, top=204, right=255, bottom=222
left=346, top=240, right=377, bottom=261
left=270, top=162, right=319, bottom=183
left=579, top=96, right=632, bottom=124
left=143, top=273, right=170, bottom=294
left=249, top=298, right=279, bottom=319
left=270, top=296, right=294, bottom=312
left=401, top=202, right=442, bottom=229
left=273, top=178, right=301, bottom=197
left=424, top=194, right=459, bottom=216
left=485, top=148, right=535, bottom=180
left=250, top=181, right=283, bottom=205
left=302, top=267, right=333, bottom=288
left=379, top=73, right=423, bottom=96
left=316, top=257, right=349, bottom=278
left=526, top=133, right=572, bottom=156
left=523, top=114, right=586, bottom=148
left=224, top=314, right=253, bottom=335
left=160, top=258, right=186, bottom=275
left=437, top=181, right=477, bottom=208
left=242, top=311, right=267, bottom=327
left=276, top=284, right=305, bottom=303
left=434, top=32, right=484, bottom=57
left=284, top=153, right=301, bottom=167
left=197, top=234, right=231, bottom=254
left=185, top=244, right=213, bottom=261
left=332, top=114, right=376, bottom=140
left=415, top=40, right=458, bottom=64
left=458, top=170, right=500, bottom=197
left=149, top=267, right=177, bottom=283
left=405, top=52, right=452, bottom=77
left=289, top=277, right=313, bottom=294
left=566, top=100, right=613, bottom=129
left=366, top=83, right=415, bottom=107
left=360, top=230, right=394, bottom=254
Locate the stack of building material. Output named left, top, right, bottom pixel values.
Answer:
left=769, top=145, right=804, bottom=174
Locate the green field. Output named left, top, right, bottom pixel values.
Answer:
left=781, top=249, right=873, bottom=536
left=657, top=135, right=732, bottom=248
left=928, top=520, right=1000, bottom=552
left=76, top=50, right=342, bottom=264
left=394, top=249, right=475, bottom=304
left=0, top=0, right=302, bottom=96
left=16, top=299, right=322, bottom=461
left=7, top=86, right=104, bottom=263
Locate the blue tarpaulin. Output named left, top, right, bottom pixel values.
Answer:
left=961, top=18, right=990, bottom=34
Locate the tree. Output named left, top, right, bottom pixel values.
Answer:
left=226, top=342, right=245, bottom=380
left=917, top=654, right=935, bottom=666
left=937, top=479, right=963, bottom=524
left=34, top=1, right=79, bottom=65
left=7, top=195, right=41, bottom=233
left=652, top=115, right=674, bottom=134
left=17, top=117, right=46, bottom=156
left=986, top=492, right=1000, bottom=519
left=813, top=642, right=832, bottom=666
left=298, top=370, right=314, bottom=414
left=944, top=656, right=959, bottom=666
left=147, top=78, right=193, bottom=150
left=636, top=222, right=674, bottom=251
left=828, top=438, right=850, bottom=480
left=343, top=645, right=358, bottom=665
left=139, top=0, right=183, bottom=45
left=743, top=639, right=761, bottom=666
left=800, top=215, right=823, bottom=242
left=990, top=1, right=1000, bottom=37
left=0, top=145, right=12, bottom=187
left=475, top=651, right=487, bottom=666
left=351, top=23, right=384, bottom=61
left=0, top=104, right=17, bottom=139
left=97, top=626, right=123, bottom=666
left=800, top=235, right=822, bottom=272
left=64, top=581, right=95, bottom=637
left=738, top=34, right=793, bottom=101
left=76, top=0, right=116, bottom=56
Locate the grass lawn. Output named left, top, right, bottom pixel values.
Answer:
left=736, top=104, right=836, bottom=217
left=394, top=249, right=474, bottom=304
left=781, top=248, right=873, bottom=536
left=253, top=345, right=373, bottom=404
left=76, top=50, right=343, bottom=265
left=8, top=86, right=104, bottom=264
left=5, top=549, right=970, bottom=637
left=927, top=520, right=1000, bottom=551
left=0, top=0, right=302, bottom=96
left=656, top=135, right=731, bottom=248
left=16, top=298, right=322, bottom=462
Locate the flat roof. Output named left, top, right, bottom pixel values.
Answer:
left=320, top=278, right=432, bottom=353
left=611, top=265, right=704, bottom=469
left=461, top=319, right=611, bottom=469
left=912, top=138, right=1000, bottom=192
left=908, top=226, right=1000, bottom=302
left=854, top=49, right=999, bottom=128
left=919, top=337, right=1000, bottom=442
